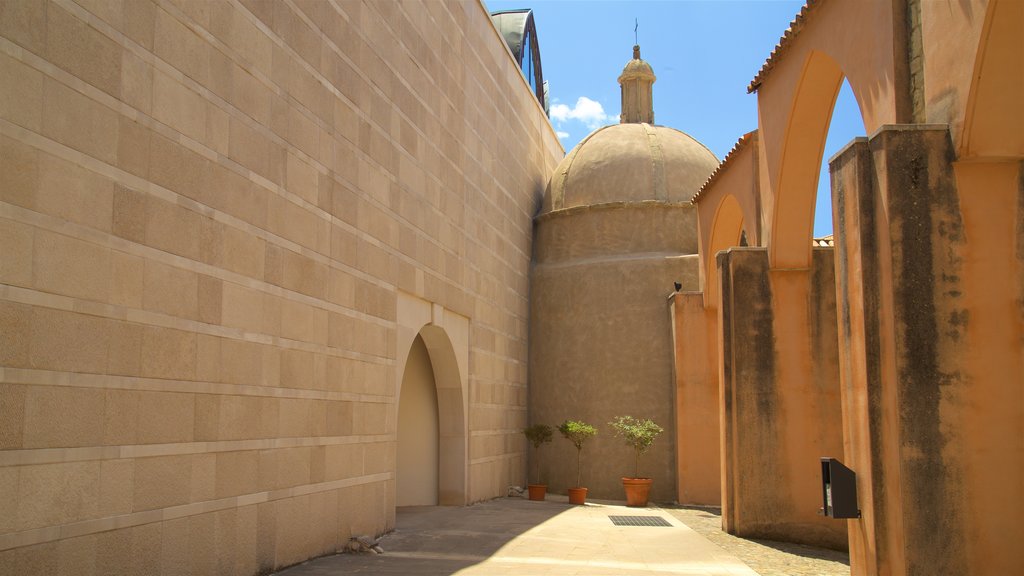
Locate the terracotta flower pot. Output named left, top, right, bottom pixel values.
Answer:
left=622, top=477, right=653, bottom=507
left=567, top=487, right=588, bottom=505
left=527, top=484, right=547, bottom=501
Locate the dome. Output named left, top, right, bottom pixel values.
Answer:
left=542, top=123, right=719, bottom=214
left=620, top=57, right=654, bottom=77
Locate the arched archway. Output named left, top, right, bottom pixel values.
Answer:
left=960, top=0, right=1024, bottom=158
left=769, top=50, right=848, bottom=269
left=814, top=79, right=862, bottom=238
left=394, top=293, right=470, bottom=508
left=397, top=334, right=440, bottom=506
left=705, top=194, right=746, bottom=308
left=416, top=324, right=467, bottom=506
left=712, top=48, right=868, bottom=550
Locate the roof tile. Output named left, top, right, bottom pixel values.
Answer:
left=747, top=0, right=824, bottom=93
left=692, top=131, right=757, bottom=204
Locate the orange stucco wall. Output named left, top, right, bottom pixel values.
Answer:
left=680, top=1, right=1023, bottom=571
left=754, top=0, right=907, bottom=269
left=717, top=247, right=846, bottom=550
left=952, top=159, right=1024, bottom=574
left=920, top=0, right=987, bottom=152
left=672, top=293, right=720, bottom=505
left=696, top=132, right=760, bottom=306
left=832, top=126, right=1024, bottom=575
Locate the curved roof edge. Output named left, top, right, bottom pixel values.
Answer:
left=489, top=8, right=547, bottom=114
left=747, top=0, right=823, bottom=93
left=692, top=130, right=757, bottom=204
left=490, top=9, right=531, bottom=62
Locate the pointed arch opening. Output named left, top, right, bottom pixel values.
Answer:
left=395, top=321, right=467, bottom=507
left=815, top=79, right=864, bottom=240
left=397, top=334, right=440, bottom=506
left=769, top=50, right=867, bottom=269
left=705, top=194, right=746, bottom=308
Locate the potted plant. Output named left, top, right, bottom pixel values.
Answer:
left=609, top=415, right=664, bottom=507
left=557, top=419, right=597, bottom=505
left=523, top=424, right=553, bottom=501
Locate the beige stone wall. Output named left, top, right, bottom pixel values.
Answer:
left=0, top=0, right=561, bottom=572
left=530, top=203, right=699, bottom=502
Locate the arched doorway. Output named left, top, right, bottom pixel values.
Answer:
left=396, top=334, right=440, bottom=506
left=393, top=298, right=468, bottom=508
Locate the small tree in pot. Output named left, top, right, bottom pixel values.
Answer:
left=558, top=419, right=597, bottom=505
left=609, top=416, right=664, bottom=507
left=522, top=424, right=553, bottom=500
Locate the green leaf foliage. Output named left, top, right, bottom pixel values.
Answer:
left=523, top=424, right=553, bottom=484
left=522, top=424, right=553, bottom=449
left=609, top=416, right=664, bottom=478
left=557, top=419, right=597, bottom=450
left=558, top=419, right=597, bottom=487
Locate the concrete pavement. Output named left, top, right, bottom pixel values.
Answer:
left=274, top=495, right=763, bottom=575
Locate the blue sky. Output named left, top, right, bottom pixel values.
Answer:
left=485, top=0, right=864, bottom=237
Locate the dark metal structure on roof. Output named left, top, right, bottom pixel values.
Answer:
left=490, top=8, right=548, bottom=115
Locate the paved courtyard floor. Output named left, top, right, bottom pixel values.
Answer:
left=274, top=496, right=850, bottom=576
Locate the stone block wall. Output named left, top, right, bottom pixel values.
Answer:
left=0, top=0, right=561, bottom=572
left=530, top=203, right=700, bottom=502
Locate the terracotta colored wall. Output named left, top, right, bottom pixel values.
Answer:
left=832, top=126, right=1024, bottom=576
left=0, top=0, right=561, bottom=572
left=695, top=133, right=759, bottom=305
left=920, top=0, right=988, bottom=150
left=752, top=0, right=910, bottom=268
left=718, top=247, right=846, bottom=550
left=672, top=293, right=720, bottom=505
left=699, top=0, right=1022, bottom=572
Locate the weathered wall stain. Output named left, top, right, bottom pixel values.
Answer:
left=875, top=128, right=967, bottom=575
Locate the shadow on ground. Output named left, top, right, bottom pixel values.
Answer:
left=665, top=504, right=851, bottom=575
left=274, top=498, right=850, bottom=576
left=274, top=498, right=577, bottom=576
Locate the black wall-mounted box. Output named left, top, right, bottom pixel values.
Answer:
left=820, top=457, right=860, bottom=519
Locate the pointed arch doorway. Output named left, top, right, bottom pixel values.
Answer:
left=397, top=334, right=439, bottom=505
left=395, top=294, right=469, bottom=508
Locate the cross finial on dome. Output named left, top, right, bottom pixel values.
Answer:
left=618, top=44, right=656, bottom=124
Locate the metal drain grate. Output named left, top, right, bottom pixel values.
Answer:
left=608, top=515, right=672, bottom=527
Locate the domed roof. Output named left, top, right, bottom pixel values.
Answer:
left=620, top=58, right=655, bottom=78
left=542, top=123, right=718, bottom=214
left=618, top=45, right=655, bottom=83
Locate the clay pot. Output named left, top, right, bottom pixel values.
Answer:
left=567, top=487, right=588, bottom=505
left=622, top=477, right=653, bottom=507
left=527, top=484, right=547, bottom=501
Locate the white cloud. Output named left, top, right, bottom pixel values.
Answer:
left=556, top=131, right=569, bottom=139
left=549, top=96, right=610, bottom=130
